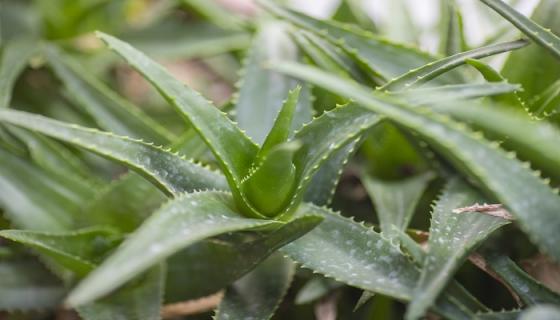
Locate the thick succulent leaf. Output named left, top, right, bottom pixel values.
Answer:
left=280, top=103, right=382, bottom=218
left=66, top=191, right=282, bottom=307
left=500, top=0, right=560, bottom=100
left=215, top=254, right=294, bottom=320
left=0, top=227, right=120, bottom=277
left=530, top=79, right=560, bottom=118
left=282, top=203, right=482, bottom=319
left=479, top=0, right=560, bottom=60
left=332, top=0, right=377, bottom=32
left=362, top=172, right=434, bottom=235
left=97, top=33, right=258, bottom=194
left=480, top=253, right=560, bottom=305
left=0, top=109, right=228, bottom=196
left=0, top=258, right=66, bottom=311
left=0, top=38, right=36, bottom=108
left=519, top=305, right=560, bottom=320
left=272, top=62, right=560, bottom=262
left=77, top=265, right=164, bottom=320
left=406, top=178, right=510, bottom=320
left=0, top=148, right=87, bottom=231
left=295, top=276, right=342, bottom=305
left=395, top=82, right=521, bottom=105
left=381, top=39, right=528, bottom=91
left=439, top=0, right=468, bottom=56
left=236, top=22, right=311, bottom=145
left=430, top=102, right=560, bottom=181
left=45, top=46, right=174, bottom=145
left=258, top=0, right=463, bottom=85
left=165, top=215, right=322, bottom=302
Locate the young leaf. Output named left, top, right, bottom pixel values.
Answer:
left=381, top=39, right=528, bottom=91
left=405, top=178, right=510, bottom=320
left=77, top=265, right=164, bottom=320
left=0, top=109, right=228, bottom=196
left=479, top=0, right=560, bottom=59
left=45, top=45, right=174, bottom=145
left=0, top=258, right=66, bottom=311
left=66, top=191, right=282, bottom=307
left=478, top=252, right=560, bottom=305
left=362, top=172, right=434, bottom=235
left=272, top=62, right=560, bottom=262
left=215, top=254, right=294, bottom=320
left=0, top=38, right=36, bottom=108
left=0, top=227, right=120, bottom=277
left=96, top=33, right=258, bottom=196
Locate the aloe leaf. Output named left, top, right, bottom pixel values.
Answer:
left=96, top=33, right=258, bottom=192
left=165, top=214, right=322, bottom=302
left=439, top=0, right=468, bottom=56
left=258, top=0, right=463, bottom=85
left=362, top=172, right=434, bottom=235
left=381, top=39, right=528, bottom=91
left=0, top=258, right=66, bottom=311
left=476, top=310, right=523, bottom=320
left=295, top=276, right=342, bottom=305
left=479, top=0, right=560, bottom=60
left=332, top=0, right=377, bottom=32
left=500, top=0, right=560, bottom=100
left=272, top=62, right=560, bottom=261
left=519, top=305, right=560, bottom=320
left=405, top=178, right=510, bottom=320
left=236, top=23, right=312, bottom=145
left=530, top=79, right=560, bottom=118
left=479, top=252, right=560, bottom=305
left=45, top=45, right=174, bottom=145
left=430, top=102, right=560, bottom=181
left=395, top=82, right=521, bottom=105
left=0, top=38, right=36, bottom=108
left=0, top=227, right=120, bottom=277
left=0, top=148, right=87, bottom=231
left=66, top=191, right=282, bottom=306
left=180, top=0, right=246, bottom=30
left=215, top=254, right=294, bottom=320
left=0, top=109, right=227, bottom=196
left=77, top=265, right=164, bottom=320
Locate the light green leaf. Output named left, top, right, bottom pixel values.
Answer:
left=362, top=172, right=434, bottom=235
left=530, top=79, right=560, bottom=118
left=272, top=62, right=560, bottom=262
left=480, top=0, right=560, bottom=59
left=406, top=178, right=510, bottom=320
left=45, top=45, right=174, bottom=145
left=66, top=191, right=282, bottom=307
left=0, top=38, right=36, bottom=108
left=439, top=0, right=468, bottom=56
left=215, top=254, right=294, bottom=320
left=0, top=258, right=65, bottom=311
left=0, top=227, right=121, bottom=277
left=519, top=305, right=560, bottom=320
left=381, top=39, right=528, bottom=91
left=180, top=0, right=246, bottom=30
left=0, top=109, right=228, bottom=196
left=479, top=252, right=560, bottom=305
left=77, top=265, right=164, bottom=320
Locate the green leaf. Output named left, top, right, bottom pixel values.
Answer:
left=77, top=265, right=164, bottom=320
left=479, top=252, right=560, bottom=305
left=0, top=227, right=121, bottom=277
left=405, top=178, right=510, bottom=320
left=479, top=0, right=560, bottom=60
left=530, top=79, right=560, bottom=118
left=272, top=62, right=560, bottom=262
left=165, top=214, right=322, bottom=302
left=381, top=39, right=528, bottom=91
left=215, top=254, right=294, bottom=320
left=66, top=191, right=282, bottom=307
left=236, top=22, right=311, bottom=145
left=0, top=38, right=36, bottom=108
left=295, top=276, right=342, bottom=305
left=0, top=257, right=65, bottom=311
left=180, top=0, right=246, bottom=30
left=0, top=109, right=228, bottom=196
left=519, top=305, right=560, bottom=320
left=362, top=172, right=434, bottom=235
left=258, top=0, right=463, bottom=85
left=45, top=45, right=174, bottom=145
left=439, top=0, right=468, bottom=56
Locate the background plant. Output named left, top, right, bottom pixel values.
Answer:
left=0, top=0, right=559, bottom=319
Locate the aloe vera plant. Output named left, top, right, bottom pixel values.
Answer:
left=0, top=0, right=560, bottom=319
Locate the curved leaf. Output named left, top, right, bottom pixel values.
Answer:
left=272, top=62, right=560, bottom=262
left=0, top=38, right=36, bottom=108
left=0, top=109, right=228, bottom=196
left=215, top=254, right=294, bottom=320
left=66, top=191, right=282, bottom=306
